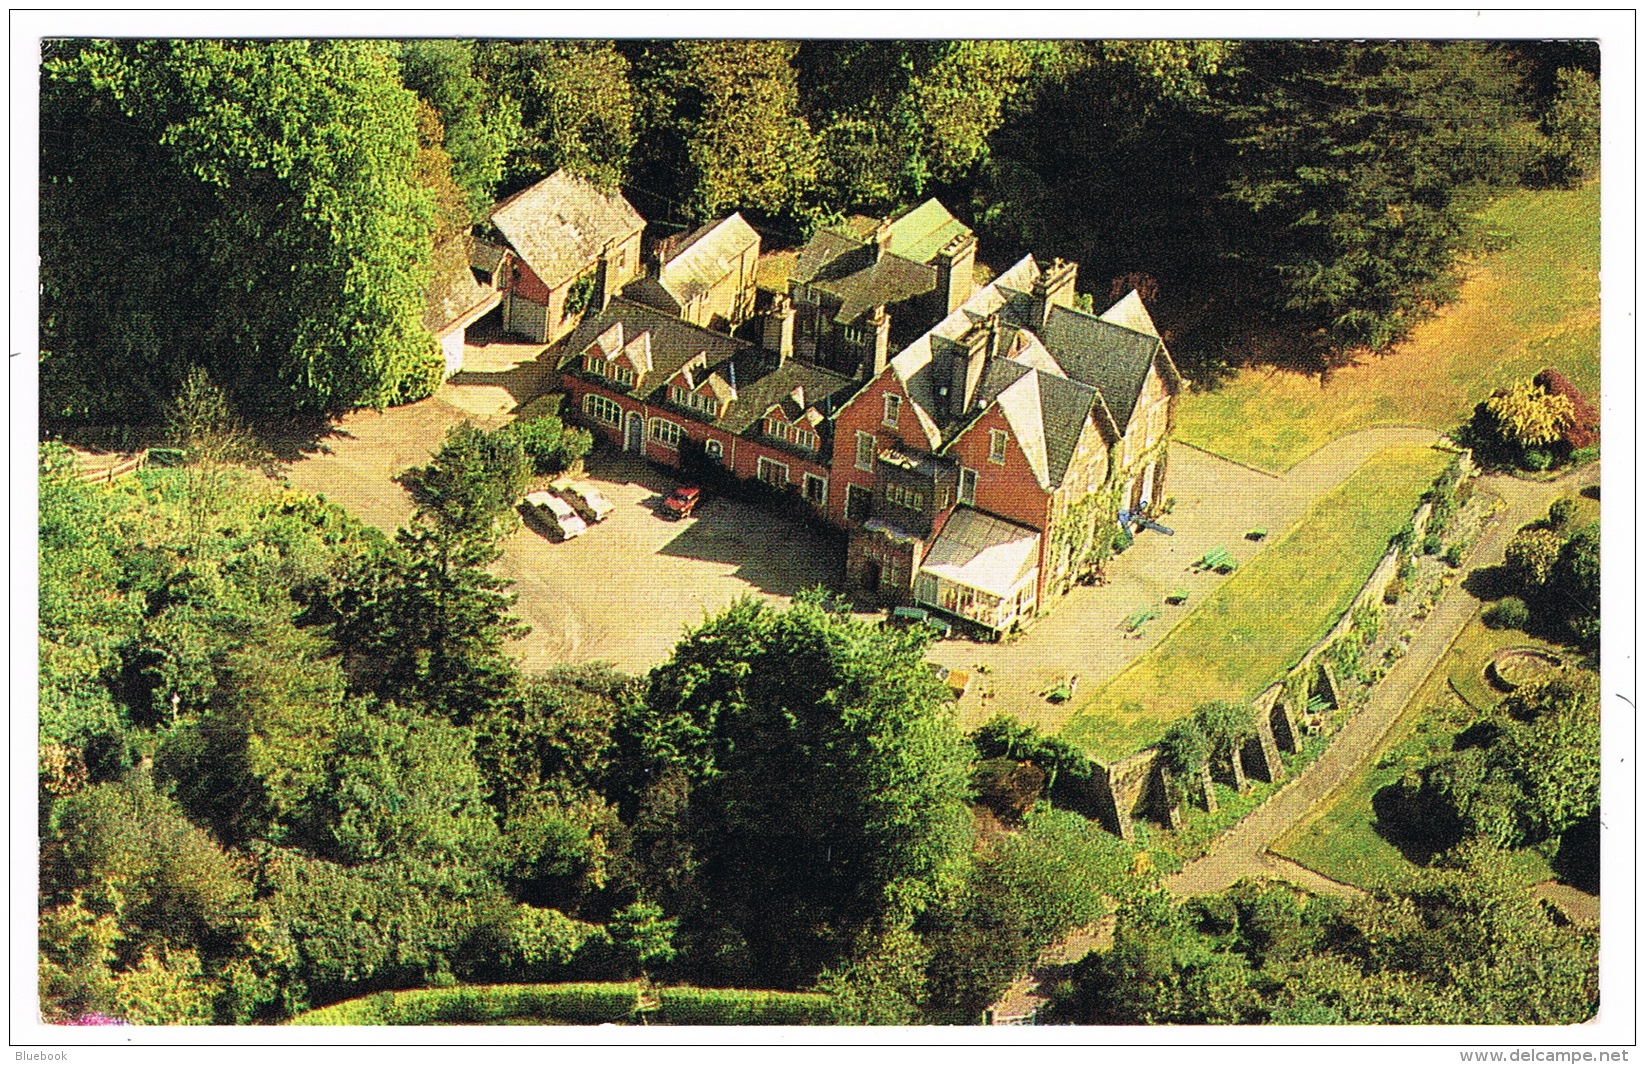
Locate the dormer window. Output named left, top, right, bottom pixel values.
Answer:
left=765, top=418, right=819, bottom=453
left=611, top=363, right=635, bottom=388
left=882, top=394, right=901, bottom=428
left=669, top=384, right=719, bottom=418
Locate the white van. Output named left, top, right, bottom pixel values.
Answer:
left=523, top=490, right=588, bottom=541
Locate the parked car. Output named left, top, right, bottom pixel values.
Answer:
left=523, top=490, right=588, bottom=541
left=661, top=485, right=702, bottom=520
left=553, top=480, right=615, bottom=523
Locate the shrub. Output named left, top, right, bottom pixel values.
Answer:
left=1534, top=369, right=1599, bottom=451
left=1523, top=448, right=1553, bottom=472
left=1546, top=496, right=1579, bottom=531
left=1506, top=527, right=1564, bottom=588
left=500, top=413, right=592, bottom=476
left=1483, top=597, right=1530, bottom=630
left=1383, top=576, right=1406, bottom=606
left=1443, top=543, right=1465, bottom=568
left=1421, top=532, right=1444, bottom=555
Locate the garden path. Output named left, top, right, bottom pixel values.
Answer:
left=942, top=425, right=1445, bottom=732
left=1164, top=465, right=1598, bottom=898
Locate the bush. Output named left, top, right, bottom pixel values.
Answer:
left=1483, top=597, right=1530, bottom=630
left=1421, top=532, right=1444, bottom=555
left=1443, top=543, right=1465, bottom=568
left=500, top=412, right=593, bottom=476
left=1383, top=576, right=1406, bottom=606
left=1546, top=497, right=1579, bottom=531
left=1523, top=448, right=1553, bottom=472
left=288, top=981, right=642, bottom=1025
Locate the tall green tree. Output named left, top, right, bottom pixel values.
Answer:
left=630, top=40, right=819, bottom=223
left=398, top=39, right=521, bottom=217
left=617, top=593, right=974, bottom=987
left=1540, top=67, right=1601, bottom=187
left=1217, top=41, right=1532, bottom=355
left=479, top=41, right=636, bottom=192
left=41, top=39, right=442, bottom=425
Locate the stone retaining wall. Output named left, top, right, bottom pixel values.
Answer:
left=1089, top=450, right=1475, bottom=837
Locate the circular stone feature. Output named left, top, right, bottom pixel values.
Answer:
left=1486, top=647, right=1564, bottom=692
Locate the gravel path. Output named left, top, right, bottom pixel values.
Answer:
left=1165, top=464, right=1598, bottom=898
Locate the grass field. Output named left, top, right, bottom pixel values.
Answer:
left=1060, top=445, right=1452, bottom=762
left=1271, top=614, right=1567, bottom=890
left=1175, top=182, right=1601, bottom=472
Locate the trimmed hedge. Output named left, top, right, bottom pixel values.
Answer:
left=289, top=982, right=838, bottom=1026
left=655, top=987, right=836, bottom=1026
left=289, top=982, right=641, bottom=1026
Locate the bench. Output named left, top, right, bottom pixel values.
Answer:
left=1165, top=589, right=1190, bottom=605
left=1125, top=608, right=1160, bottom=633
left=892, top=606, right=929, bottom=623
left=1245, top=527, right=1268, bottom=541
left=1195, top=547, right=1233, bottom=571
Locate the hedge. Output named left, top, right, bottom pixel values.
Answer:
left=655, top=987, right=836, bottom=1026
left=289, top=982, right=838, bottom=1026
left=288, top=982, right=641, bottom=1026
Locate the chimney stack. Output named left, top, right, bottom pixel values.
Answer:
left=872, top=217, right=894, bottom=261
left=764, top=292, right=795, bottom=364
left=862, top=304, right=891, bottom=381
left=950, top=321, right=991, bottom=419
left=935, top=233, right=978, bottom=315
left=1030, top=258, right=1079, bottom=329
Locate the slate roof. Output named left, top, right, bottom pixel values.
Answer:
left=489, top=170, right=644, bottom=290
left=556, top=299, right=856, bottom=441
left=424, top=235, right=501, bottom=335
left=790, top=199, right=974, bottom=324
left=1039, top=304, right=1165, bottom=430
left=657, top=212, right=759, bottom=305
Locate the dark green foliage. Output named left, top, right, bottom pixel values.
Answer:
left=1539, top=68, right=1600, bottom=187
left=1483, top=597, right=1530, bottom=630
left=968, top=714, right=1101, bottom=816
left=41, top=40, right=441, bottom=426
left=1218, top=42, right=1532, bottom=355
left=608, top=901, right=678, bottom=972
left=329, top=523, right=526, bottom=724
left=617, top=593, right=974, bottom=988
left=480, top=41, right=637, bottom=191
left=1376, top=671, right=1599, bottom=853
left=474, top=665, right=633, bottom=815
left=971, top=757, right=1047, bottom=823
left=288, top=981, right=642, bottom=1026
left=1159, top=719, right=1211, bottom=780
left=923, top=806, right=1141, bottom=1020
left=495, top=797, right=626, bottom=913
left=397, top=40, right=521, bottom=218
left=400, top=421, right=532, bottom=538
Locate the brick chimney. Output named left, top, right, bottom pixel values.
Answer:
left=949, top=320, right=991, bottom=419
left=764, top=292, right=795, bottom=364
left=861, top=304, right=891, bottom=380
left=934, top=232, right=977, bottom=315
left=871, top=217, right=894, bottom=261
left=1030, top=258, right=1079, bottom=329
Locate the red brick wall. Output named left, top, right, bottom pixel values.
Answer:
left=826, top=370, right=931, bottom=527
left=946, top=408, right=1054, bottom=603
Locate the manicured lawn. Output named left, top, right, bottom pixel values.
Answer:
left=1175, top=182, right=1600, bottom=472
left=1060, top=445, right=1451, bottom=762
left=1271, top=614, right=1568, bottom=890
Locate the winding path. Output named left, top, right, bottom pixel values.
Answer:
left=1165, top=464, right=1598, bottom=898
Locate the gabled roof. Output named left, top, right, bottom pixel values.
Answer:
left=791, top=199, right=974, bottom=324
left=657, top=213, right=759, bottom=306
left=556, top=299, right=855, bottom=439
left=489, top=170, right=645, bottom=290
left=1039, top=304, right=1165, bottom=429
left=425, top=234, right=501, bottom=335
left=1098, top=290, right=1160, bottom=339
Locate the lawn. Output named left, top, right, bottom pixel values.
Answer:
left=1271, top=613, right=1568, bottom=890
left=1060, top=445, right=1451, bottom=762
left=1175, top=182, right=1600, bottom=472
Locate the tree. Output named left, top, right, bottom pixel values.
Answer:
left=473, top=664, right=633, bottom=816
left=1218, top=41, right=1531, bottom=356
left=330, top=523, right=526, bottom=723
left=630, top=40, right=819, bottom=223
left=1484, top=377, right=1577, bottom=449
left=41, top=40, right=441, bottom=425
left=617, top=593, right=974, bottom=987
left=400, top=421, right=531, bottom=539
left=398, top=40, right=521, bottom=218
left=480, top=41, right=636, bottom=192
left=1534, top=369, right=1600, bottom=450
left=1540, top=67, right=1600, bottom=187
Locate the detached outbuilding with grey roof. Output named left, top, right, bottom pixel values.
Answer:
left=488, top=169, right=646, bottom=346
left=626, top=213, right=761, bottom=332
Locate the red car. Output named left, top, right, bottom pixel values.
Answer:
left=662, top=485, right=702, bottom=520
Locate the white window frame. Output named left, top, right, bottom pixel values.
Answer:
left=648, top=417, right=684, bottom=450
left=989, top=429, right=1009, bottom=466
left=583, top=393, right=623, bottom=426
left=958, top=466, right=978, bottom=505
left=704, top=438, right=724, bottom=463
left=855, top=431, right=876, bottom=471
left=803, top=473, right=828, bottom=508
left=882, top=394, right=901, bottom=428
left=757, top=456, right=790, bottom=486
left=611, top=363, right=636, bottom=388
